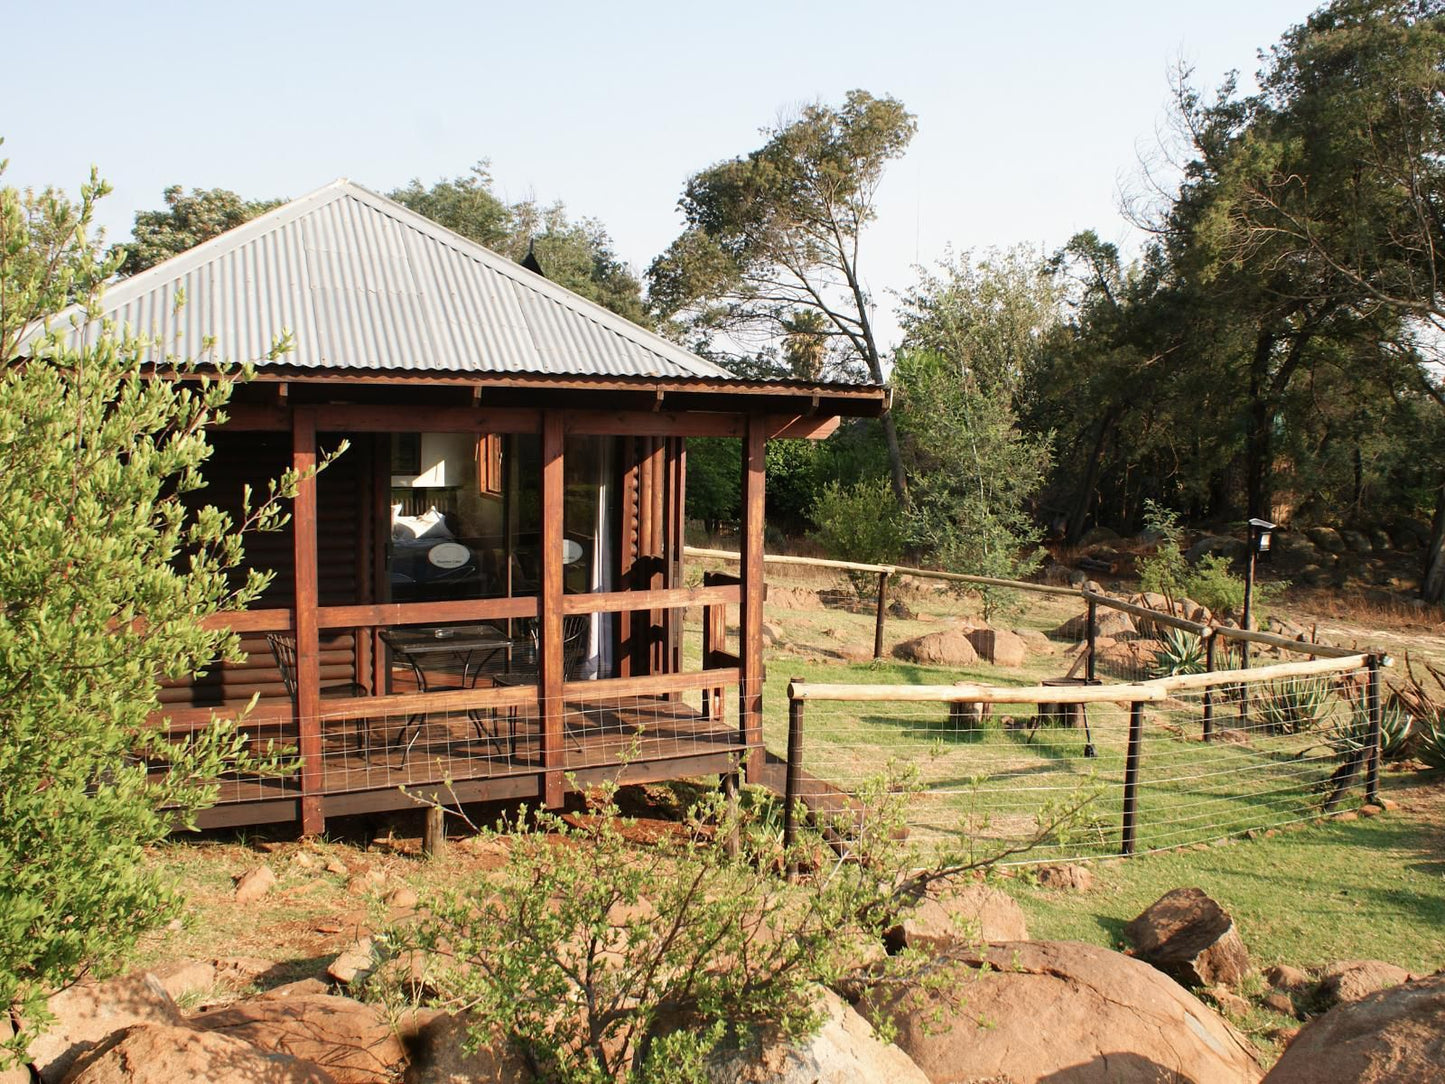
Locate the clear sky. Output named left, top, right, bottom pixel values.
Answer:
left=3, top=0, right=1321, bottom=348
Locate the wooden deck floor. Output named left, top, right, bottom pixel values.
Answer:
left=191, top=697, right=744, bottom=828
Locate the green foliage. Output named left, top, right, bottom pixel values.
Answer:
left=683, top=437, right=741, bottom=528
left=1326, top=698, right=1414, bottom=761
left=891, top=348, right=1049, bottom=620
left=1186, top=555, right=1248, bottom=619
left=116, top=185, right=283, bottom=275
left=1258, top=678, right=1335, bottom=735
left=391, top=162, right=649, bottom=325
left=647, top=89, right=913, bottom=394
left=1137, top=502, right=1189, bottom=602
left=1417, top=713, right=1445, bottom=770
left=0, top=164, right=301, bottom=1060
left=809, top=477, right=906, bottom=592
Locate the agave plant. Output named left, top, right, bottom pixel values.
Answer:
left=1417, top=713, right=1445, bottom=770
left=1326, top=699, right=1414, bottom=760
left=1151, top=628, right=1206, bottom=678
left=1391, top=654, right=1445, bottom=768
left=1257, top=677, right=1335, bottom=735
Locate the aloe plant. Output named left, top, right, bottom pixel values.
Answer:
left=1417, top=713, right=1445, bottom=770
left=1326, top=699, right=1414, bottom=760
left=1151, top=627, right=1206, bottom=678
left=1258, top=677, right=1335, bottom=735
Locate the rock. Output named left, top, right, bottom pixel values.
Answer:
left=861, top=940, right=1263, bottom=1084
left=192, top=993, right=405, bottom=1084
left=1080, top=526, right=1120, bottom=545
left=326, top=938, right=378, bottom=987
left=1207, top=986, right=1252, bottom=1019
left=1187, top=535, right=1244, bottom=563
left=892, top=629, right=978, bottom=667
left=26, top=973, right=183, bottom=1084
left=767, top=586, right=822, bottom=611
left=1265, top=964, right=1312, bottom=992
left=402, top=1012, right=529, bottom=1084
left=1264, top=991, right=1296, bottom=1016
left=1035, top=864, right=1093, bottom=892
left=1307, top=526, right=1346, bottom=554
left=1095, top=608, right=1138, bottom=640
left=1262, top=973, right=1445, bottom=1083
left=148, top=959, right=218, bottom=1002
left=1370, top=529, right=1393, bottom=553
left=59, top=1023, right=336, bottom=1084
left=1124, top=887, right=1251, bottom=988
left=966, top=628, right=1027, bottom=668
left=234, top=865, right=278, bottom=903
left=887, top=597, right=917, bottom=620
left=1048, top=612, right=1090, bottom=641
left=1317, top=960, right=1417, bottom=1008
left=324, top=858, right=349, bottom=876
left=1095, top=638, right=1166, bottom=677
left=706, top=986, right=930, bottom=1084
left=1215, top=728, right=1251, bottom=745
left=387, top=886, right=419, bottom=909
left=1012, top=628, right=1054, bottom=655
left=761, top=621, right=783, bottom=647
left=1268, top=1025, right=1301, bottom=1046
left=258, top=980, right=332, bottom=1000
left=212, top=957, right=281, bottom=987
left=885, top=883, right=1028, bottom=952
left=1340, top=529, right=1373, bottom=554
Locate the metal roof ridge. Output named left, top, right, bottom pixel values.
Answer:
left=335, top=182, right=733, bottom=379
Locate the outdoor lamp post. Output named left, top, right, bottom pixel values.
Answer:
left=1239, top=518, right=1276, bottom=680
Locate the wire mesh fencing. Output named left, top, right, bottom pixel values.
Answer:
left=779, top=655, right=1382, bottom=867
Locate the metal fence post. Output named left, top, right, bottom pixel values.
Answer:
left=1366, top=656, right=1382, bottom=805
left=873, top=571, right=889, bottom=660
left=1121, top=700, right=1144, bottom=856
left=1202, top=632, right=1216, bottom=742
left=783, top=681, right=805, bottom=880
left=1086, top=596, right=1098, bottom=683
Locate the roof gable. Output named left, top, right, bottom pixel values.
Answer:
left=50, top=179, right=734, bottom=381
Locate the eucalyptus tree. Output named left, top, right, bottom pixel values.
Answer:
left=648, top=90, right=917, bottom=504
left=117, top=185, right=282, bottom=274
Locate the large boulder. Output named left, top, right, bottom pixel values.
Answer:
left=706, top=986, right=929, bottom=1084
left=1124, top=887, right=1251, bottom=988
left=966, top=629, right=1027, bottom=668
left=402, top=1013, right=530, bottom=1084
left=1317, top=960, right=1419, bottom=1009
left=1094, top=638, right=1166, bottom=678
left=859, top=940, right=1263, bottom=1083
left=1048, top=608, right=1136, bottom=643
left=1262, top=973, right=1445, bottom=1084
left=885, top=883, right=1028, bottom=952
left=893, top=629, right=978, bottom=667
left=26, top=973, right=184, bottom=1083
left=191, top=994, right=404, bottom=1084
left=59, top=1023, right=335, bottom=1084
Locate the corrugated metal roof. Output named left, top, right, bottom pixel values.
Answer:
left=44, top=179, right=736, bottom=381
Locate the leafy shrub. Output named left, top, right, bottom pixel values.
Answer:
left=810, top=477, right=906, bottom=594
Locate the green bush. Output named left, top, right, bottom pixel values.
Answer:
left=810, top=477, right=906, bottom=594
left=1258, top=677, right=1335, bottom=734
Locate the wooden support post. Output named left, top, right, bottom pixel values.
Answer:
left=292, top=408, right=324, bottom=837
left=1121, top=700, right=1144, bottom=856
left=1202, top=634, right=1216, bottom=742
left=370, top=435, right=390, bottom=696
left=1365, top=656, right=1382, bottom=805
left=1086, top=597, right=1098, bottom=683
left=422, top=805, right=446, bottom=857
left=873, top=570, right=889, bottom=660
left=783, top=685, right=805, bottom=881
left=739, top=418, right=767, bottom=784
left=540, top=412, right=566, bottom=808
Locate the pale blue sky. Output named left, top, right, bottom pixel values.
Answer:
left=3, top=0, right=1319, bottom=348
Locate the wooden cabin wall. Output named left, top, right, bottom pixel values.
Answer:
left=616, top=435, right=680, bottom=679
left=157, top=430, right=374, bottom=711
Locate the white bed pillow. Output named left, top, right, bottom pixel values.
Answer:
left=392, top=506, right=452, bottom=541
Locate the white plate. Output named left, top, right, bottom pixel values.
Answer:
left=427, top=541, right=472, bottom=570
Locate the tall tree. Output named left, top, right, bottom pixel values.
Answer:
left=647, top=90, right=917, bottom=505
left=117, top=186, right=282, bottom=275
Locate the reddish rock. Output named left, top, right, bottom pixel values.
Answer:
left=192, top=994, right=404, bottom=1084
left=1264, top=964, right=1311, bottom=992
left=59, top=1023, right=335, bottom=1084
left=885, top=884, right=1028, bottom=952
left=1263, top=974, right=1445, bottom=1083
left=860, top=941, right=1263, bottom=1083
left=402, top=1013, right=529, bottom=1084
left=148, top=960, right=217, bottom=1002
left=966, top=628, right=1028, bottom=668
left=233, top=866, right=277, bottom=903
left=1317, top=960, right=1417, bottom=1008
left=1035, top=864, right=1093, bottom=892
left=892, top=629, right=978, bottom=667
left=1124, top=887, right=1251, bottom=988
left=26, top=973, right=183, bottom=1083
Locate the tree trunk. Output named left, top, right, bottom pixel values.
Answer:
left=1422, top=475, right=1445, bottom=602
left=881, top=410, right=908, bottom=509
left=1066, top=409, right=1117, bottom=541
left=1245, top=330, right=1276, bottom=521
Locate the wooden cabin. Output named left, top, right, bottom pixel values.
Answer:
left=79, top=180, right=885, bottom=834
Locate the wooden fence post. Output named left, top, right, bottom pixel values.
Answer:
left=1202, top=633, right=1216, bottom=742
left=1121, top=700, right=1144, bottom=856
left=1365, top=656, right=1382, bottom=805
left=783, top=684, right=805, bottom=881
left=1086, top=597, right=1098, bottom=683
left=873, top=570, right=889, bottom=660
